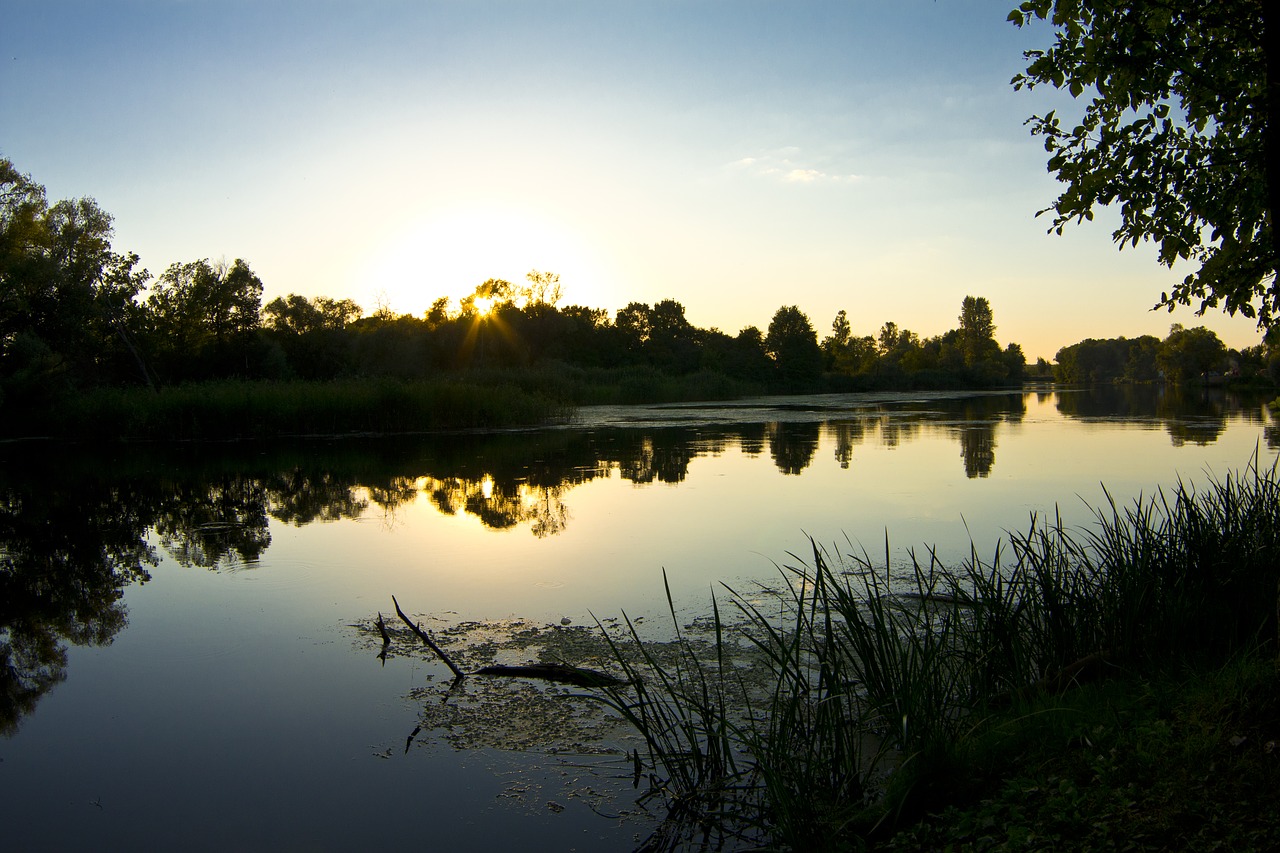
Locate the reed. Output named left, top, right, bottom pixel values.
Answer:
left=462, top=362, right=763, bottom=406
left=12, top=377, right=566, bottom=441
left=602, top=457, right=1280, bottom=849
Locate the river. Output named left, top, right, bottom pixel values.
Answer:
left=1, top=385, right=1276, bottom=850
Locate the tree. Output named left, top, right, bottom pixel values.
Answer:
left=878, top=321, right=900, bottom=355
left=1157, top=323, right=1228, bottom=382
left=765, top=305, right=822, bottom=389
left=726, top=325, right=774, bottom=380
left=0, top=160, right=146, bottom=393
left=422, top=297, right=451, bottom=328
left=958, top=295, right=998, bottom=367
left=145, top=258, right=265, bottom=379
left=263, top=294, right=325, bottom=335
left=1001, top=342, right=1027, bottom=382
left=1009, top=1, right=1279, bottom=324
left=822, top=309, right=852, bottom=370
left=459, top=278, right=514, bottom=316
left=313, top=297, right=361, bottom=330
left=829, top=309, right=851, bottom=349
left=615, top=302, right=651, bottom=355
left=523, top=269, right=562, bottom=308
left=148, top=259, right=263, bottom=345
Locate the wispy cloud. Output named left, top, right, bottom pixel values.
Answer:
left=727, top=149, right=861, bottom=185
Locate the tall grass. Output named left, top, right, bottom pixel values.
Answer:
left=461, top=362, right=764, bottom=406
left=10, top=377, right=567, bottom=441
left=599, top=458, right=1280, bottom=849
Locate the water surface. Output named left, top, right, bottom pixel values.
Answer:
left=1, top=386, right=1275, bottom=850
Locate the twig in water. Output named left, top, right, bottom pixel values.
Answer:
left=376, top=612, right=391, bottom=665
left=392, top=595, right=467, bottom=681
left=390, top=596, right=627, bottom=688
left=473, top=662, right=627, bottom=688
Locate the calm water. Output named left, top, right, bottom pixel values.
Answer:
left=2, top=386, right=1277, bottom=850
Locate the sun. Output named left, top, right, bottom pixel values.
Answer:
left=356, top=204, right=617, bottom=316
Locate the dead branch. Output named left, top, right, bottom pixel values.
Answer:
left=392, top=595, right=467, bottom=681
left=389, top=596, right=629, bottom=688
left=474, top=662, right=627, bottom=688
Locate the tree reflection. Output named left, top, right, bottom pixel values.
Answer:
left=950, top=394, right=1025, bottom=478
left=1158, top=388, right=1228, bottom=446
left=1056, top=384, right=1161, bottom=419
left=617, top=433, right=695, bottom=484
left=828, top=420, right=866, bottom=469
left=0, top=480, right=157, bottom=734
left=876, top=411, right=922, bottom=449
left=768, top=422, right=820, bottom=475
left=738, top=423, right=767, bottom=456
left=266, top=469, right=368, bottom=525
left=527, top=485, right=570, bottom=538
left=958, top=425, right=997, bottom=478
left=154, top=476, right=272, bottom=569
left=1054, top=384, right=1232, bottom=446
left=420, top=475, right=570, bottom=537
left=0, top=387, right=1272, bottom=732
left=364, top=476, right=420, bottom=515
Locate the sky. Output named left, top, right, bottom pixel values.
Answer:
left=0, top=0, right=1265, bottom=361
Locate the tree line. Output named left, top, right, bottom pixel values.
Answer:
left=0, top=157, right=1028, bottom=408
left=1047, top=325, right=1276, bottom=385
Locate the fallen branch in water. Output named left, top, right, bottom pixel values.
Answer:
left=390, top=596, right=627, bottom=688
left=376, top=612, right=391, bottom=665
left=392, top=595, right=466, bottom=681
left=475, top=662, right=627, bottom=688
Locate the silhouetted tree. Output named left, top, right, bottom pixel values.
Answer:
left=765, top=305, right=822, bottom=390
left=1157, top=324, right=1228, bottom=382
left=1012, top=0, right=1279, bottom=325
left=0, top=160, right=149, bottom=396
left=958, top=295, right=999, bottom=367
left=144, top=258, right=266, bottom=380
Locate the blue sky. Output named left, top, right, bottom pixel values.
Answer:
left=1, top=1, right=1263, bottom=360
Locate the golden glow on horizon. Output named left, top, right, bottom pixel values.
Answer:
left=355, top=205, right=615, bottom=317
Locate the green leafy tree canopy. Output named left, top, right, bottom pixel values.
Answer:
left=1010, top=1, right=1278, bottom=324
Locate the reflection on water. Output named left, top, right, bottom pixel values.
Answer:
left=1053, top=383, right=1251, bottom=446
left=0, top=387, right=1271, bottom=735
left=1, top=385, right=1278, bottom=849
left=0, top=478, right=156, bottom=735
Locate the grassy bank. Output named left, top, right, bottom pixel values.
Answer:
left=450, top=361, right=764, bottom=406
left=5, top=377, right=566, bottom=441
left=600, top=460, right=1280, bottom=850
left=2, top=363, right=766, bottom=442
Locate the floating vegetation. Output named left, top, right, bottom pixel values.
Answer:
left=349, top=605, right=781, bottom=761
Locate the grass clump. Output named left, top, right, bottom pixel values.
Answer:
left=600, top=458, right=1280, bottom=850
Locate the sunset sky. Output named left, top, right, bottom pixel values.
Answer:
left=1, top=0, right=1264, bottom=361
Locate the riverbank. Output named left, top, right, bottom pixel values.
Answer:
left=603, top=460, right=1280, bottom=850
left=883, top=655, right=1280, bottom=850
left=1, top=358, right=1064, bottom=442
left=0, top=364, right=766, bottom=442
left=2, top=377, right=565, bottom=441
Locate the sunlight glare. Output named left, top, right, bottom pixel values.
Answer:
left=356, top=205, right=616, bottom=316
